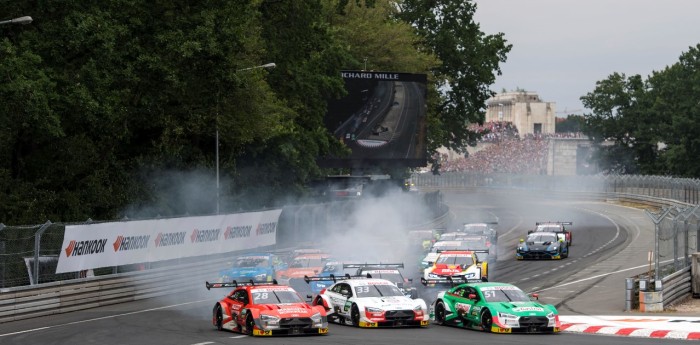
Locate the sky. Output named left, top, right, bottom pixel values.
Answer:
left=472, top=0, right=700, bottom=116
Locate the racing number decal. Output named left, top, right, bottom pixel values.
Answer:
left=253, top=292, right=269, bottom=301
left=355, top=286, right=370, bottom=294
left=483, top=290, right=495, bottom=299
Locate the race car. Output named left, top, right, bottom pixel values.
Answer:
left=276, top=251, right=332, bottom=284
left=423, top=250, right=488, bottom=282
left=421, top=240, right=488, bottom=271
left=218, top=253, right=287, bottom=283
left=306, top=260, right=359, bottom=295
left=344, top=263, right=418, bottom=299
left=424, top=277, right=560, bottom=333
left=205, top=280, right=328, bottom=336
left=528, top=221, right=572, bottom=246
left=306, top=274, right=430, bottom=328
left=435, top=235, right=495, bottom=262
left=461, top=222, right=498, bottom=245
left=516, top=231, right=569, bottom=260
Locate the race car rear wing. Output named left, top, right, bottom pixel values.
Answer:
left=535, top=221, right=573, bottom=226
left=342, top=263, right=404, bottom=269
left=205, top=279, right=279, bottom=290
left=420, top=276, right=486, bottom=287
left=303, top=273, right=371, bottom=284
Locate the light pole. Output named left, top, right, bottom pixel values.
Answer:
left=0, top=16, right=33, bottom=26
left=216, top=62, right=276, bottom=214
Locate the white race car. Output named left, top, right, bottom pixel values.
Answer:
left=306, top=274, right=429, bottom=328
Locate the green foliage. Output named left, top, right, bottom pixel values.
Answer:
left=0, top=0, right=513, bottom=224
left=581, top=44, right=700, bottom=176
left=555, top=115, right=585, bottom=133
left=395, top=0, right=512, bottom=157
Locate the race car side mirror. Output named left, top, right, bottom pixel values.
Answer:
left=530, top=293, right=539, bottom=300
left=468, top=293, right=477, bottom=300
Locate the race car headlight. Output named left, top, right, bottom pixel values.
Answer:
left=546, top=312, right=559, bottom=326
left=310, top=312, right=324, bottom=327
left=427, top=273, right=439, bottom=278
left=260, top=314, right=280, bottom=329
left=497, top=312, right=519, bottom=327
left=365, top=307, right=384, bottom=318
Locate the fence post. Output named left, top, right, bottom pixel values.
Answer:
left=32, top=220, right=52, bottom=285
left=0, top=222, right=5, bottom=288
left=645, top=207, right=673, bottom=282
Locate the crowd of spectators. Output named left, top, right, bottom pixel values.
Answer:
left=440, top=138, right=549, bottom=174
left=469, top=121, right=520, bottom=142
left=437, top=122, right=548, bottom=174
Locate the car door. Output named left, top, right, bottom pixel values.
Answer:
left=228, top=289, right=248, bottom=325
left=459, top=286, right=482, bottom=324
left=330, top=283, right=353, bottom=317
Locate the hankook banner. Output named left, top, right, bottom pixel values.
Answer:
left=55, top=209, right=282, bottom=273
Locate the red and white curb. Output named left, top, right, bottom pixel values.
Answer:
left=560, top=316, right=700, bottom=340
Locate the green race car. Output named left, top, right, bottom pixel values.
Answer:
left=424, top=278, right=560, bottom=333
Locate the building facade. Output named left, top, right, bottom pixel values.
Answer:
left=486, top=91, right=556, bottom=136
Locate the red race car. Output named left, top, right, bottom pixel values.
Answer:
left=206, top=280, right=328, bottom=336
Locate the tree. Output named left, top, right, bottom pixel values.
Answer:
left=395, top=0, right=512, bottom=158
left=581, top=44, right=700, bottom=177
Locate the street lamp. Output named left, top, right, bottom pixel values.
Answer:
left=0, top=16, right=33, bottom=26
left=216, top=62, right=276, bottom=214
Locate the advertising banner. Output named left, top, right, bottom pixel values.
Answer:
left=55, top=209, right=281, bottom=273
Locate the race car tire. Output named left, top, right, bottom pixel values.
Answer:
left=314, top=296, right=327, bottom=310
left=351, top=304, right=361, bottom=327
left=480, top=309, right=493, bottom=332
left=434, top=301, right=446, bottom=325
left=215, top=305, right=223, bottom=331
left=246, top=315, right=255, bottom=336
left=563, top=248, right=569, bottom=259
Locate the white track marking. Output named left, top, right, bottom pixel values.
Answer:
left=192, top=342, right=215, bottom=345
left=0, top=299, right=212, bottom=337
left=230, top=335, right=247, bottom=339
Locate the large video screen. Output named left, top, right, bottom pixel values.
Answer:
left=318, top=71, right=428, bottom=169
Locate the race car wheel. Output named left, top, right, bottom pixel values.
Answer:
left=246, top=315, right=255, bottom=336
left=480, top=309, right=493, bottom=332
left=351, top=304, right=360, bottom=327
left=215, top=305, right=223, bottom=331
left=434, top=301, right=446, bottom=325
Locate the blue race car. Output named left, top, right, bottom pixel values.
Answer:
left=516, top=232, right=569, bottom=260
left=218, top=253, right=287, bottom=283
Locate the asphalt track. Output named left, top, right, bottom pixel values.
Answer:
left=0, top=190, right=690, bottom=344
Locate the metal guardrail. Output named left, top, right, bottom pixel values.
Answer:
left=0, top=202, right=452, bottom=324
left=0, top=256, right=229, bottom=323
left=661, top=266, right=692, bottom=308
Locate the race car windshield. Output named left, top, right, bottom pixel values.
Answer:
left=480, top=288, right=530, bottom=302
left=233, top=257, right=269, bottom=268
left=291, top=258, right=326, bottom=268
left=354, top=284, right=404, bottom=298
left=537, top=225, right=561, bottom=232
left=463, top=225, right=487, bottom=233
left=431, top=244, right=469, bottom=252
left=529, top=234, right=557, bottom=243
left=436, top=255, right=473, bottom=266
left=252, top=290, right=303, bottom=304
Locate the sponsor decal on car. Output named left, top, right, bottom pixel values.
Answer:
left=455, top=303, right=471, bottom=314
left=512, top=307, right=544, bottom=312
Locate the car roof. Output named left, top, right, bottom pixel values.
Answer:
left=438, top=250, right=474, bottom=256
left=528, top=231, right=559, bottom=237
left=293, top=253, right=331, bottom=259
left=460, top=282, right=519, bottom=289
left=342, top=278, right=396, bottom=286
